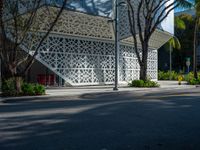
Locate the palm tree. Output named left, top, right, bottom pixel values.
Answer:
left=193, top=0, right=200, bottom=79
left=175, top=16, right=187, bottom=30
left=168, top=36, right=182, bottom=79
left=166, top=17, right=186, bottom=80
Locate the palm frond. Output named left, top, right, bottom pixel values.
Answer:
left=175, top=17, right=186, bottom=29
left=195, top=1, right=200, bottom=16
left=176, top=0, right=193, bottom=8
left=169, top=36, right=181, bottom=50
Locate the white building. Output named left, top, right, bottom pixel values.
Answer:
left=3, top=0, right=174, bottom=86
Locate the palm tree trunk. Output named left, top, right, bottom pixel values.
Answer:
left=193, top=17, right=199, bottom=79
left=169, top=44, right=172, bottom=80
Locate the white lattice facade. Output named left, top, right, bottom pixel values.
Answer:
left=5, top=3, right=173, bottom=86
left=34, top=34, right=157, bottom=85
left=22, top=6, right=171, bottom=86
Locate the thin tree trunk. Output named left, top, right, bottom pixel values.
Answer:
left=193, top=17, right=198, bottom=79
left=15, top=76, right=22, bottom=94
left=7, top=63, right=23, bottom=94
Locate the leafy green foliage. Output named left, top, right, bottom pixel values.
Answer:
left=158, top=71, right=180, bottom=80
left=188, top=78, right=199, bottom=85
left=168, top=36, right=181, bottom=50
left=21, top=83, right=46, bottom=96
left=185, top=72, right=200, bottom=85
left=1, top=78, right=46, bottom=96
left=172, top=14, right=195, bottom=69
left=34, top=84, right=45, bottom=95
left=129, top=80, right=145, bottom=87
left=2, top=78, right=17, bottom=96
left=175, top=16, right=186, bottom=30
left=129, top=80, right=160, bottom=88
left=21, top=83, right=35, bottom=96
left=159, top=71, right=200, bottom=85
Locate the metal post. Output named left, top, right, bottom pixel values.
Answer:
left=169, top=44, right=172, bottom=80
left=113, top=0, right=119, bottom=91
left=0, top=59, right=1, bottom=92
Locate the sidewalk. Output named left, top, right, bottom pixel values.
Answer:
left=46, top=82, right=194, bottom=96
left=0, top=81, right=196, bottom=101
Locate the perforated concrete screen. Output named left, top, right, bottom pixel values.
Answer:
left=5, top=1, right=173, bottom=86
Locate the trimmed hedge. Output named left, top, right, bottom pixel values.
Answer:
left=129, top=80, right=160, bottom=87
left=22, top=83, right=35, bottom=95
left=22, top=83, right=45, bottom=96
left=2, top=78, right=46, bottom=96
left=34, top=84, right=46, bottom=95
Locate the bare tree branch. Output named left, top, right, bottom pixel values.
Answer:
left=24, top=0, right=68, bottom=73
left=126, top=0, right=187, bottom=80
left=0, top=0, right=68, bottom=77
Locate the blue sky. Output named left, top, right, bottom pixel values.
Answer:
left=50, top=0, right=194, bottom=16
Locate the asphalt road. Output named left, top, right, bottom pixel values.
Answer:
left=1, top=88, right=200, bottom=150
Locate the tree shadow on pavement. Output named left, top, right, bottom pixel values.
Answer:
left=1, top=90, right=200, bottom=150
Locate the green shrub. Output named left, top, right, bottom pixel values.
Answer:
left=129, top=80, right=160, bottom=87
left=34, top=84, right=45, bottom=95
left=22, top=83, right=45, bottom=96
left=184, top=72, right=200, bottom=85
left=158, top=70, right=167, bottom=80
left=146, top=80, right=160, bottom=87
left=184, top=72, right=193, bottom=82
left=188, top=78, right=199, bottom=85
left=21, top=83, right=35, bottom=95
left=2, top=78, right=17, bottom=96
left=130, top=80, right=144, bottom=87
left=171, top=71, right=179, bottom=80
left=1, top=77, right=46, bottom=96
left=158, top=70, right=180, bottom=80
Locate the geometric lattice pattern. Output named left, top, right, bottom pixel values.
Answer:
left=7, top=5, right=171, bottom=86
left=34, top=7, right=114, bottom=41
left=34, top=35, right=158, bottom=85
